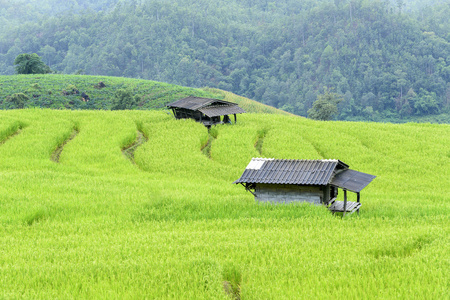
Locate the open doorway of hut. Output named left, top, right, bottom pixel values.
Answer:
left=223, top=115, right=231, bottom=124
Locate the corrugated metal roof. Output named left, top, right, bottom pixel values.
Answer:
left=330, top=169, right=376, bottom=192
left=234, top=158, right=348, bottom=185
left=199, top=105, right=246, bottom=117
left=166, top=97, right=238, bottom=110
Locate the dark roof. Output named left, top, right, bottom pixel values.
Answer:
left=234, top=158, right=375, bottom=191
left=330, top=169, right=376, bottom=193
left=166, top=97, right=241, bottom=111
left=233, top=158, right=349, bottom=185
left=199, top=105, right=246, bottom=117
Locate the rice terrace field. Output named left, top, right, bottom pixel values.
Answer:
left=0, top=107, right=449, bottom=297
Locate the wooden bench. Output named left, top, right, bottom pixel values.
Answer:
left=328, top=200, right=361, bottom=215
left=327, top=190, right=361, bottom=216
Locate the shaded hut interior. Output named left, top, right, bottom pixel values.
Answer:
left=167, top=97, right=245, bottom=127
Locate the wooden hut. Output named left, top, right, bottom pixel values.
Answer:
left=234, top=158, right=376, bottom=216
left=166, top=97, right=245, bottom=127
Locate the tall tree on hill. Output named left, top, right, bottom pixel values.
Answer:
left=14, top=53, right=51, bottom=74
left=308, top=88, right=343, bottom=120
left=111, top=88, right=140, bottom=110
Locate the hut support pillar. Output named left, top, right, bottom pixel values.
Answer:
left=343, top=189, right=348, bottom=217
left=240, top=183, right=256, bottom=197
left=324, top=185, right=331, bottom=205
left=234, top=114, right=237, bottom=124
left=356, top=192, right=360, bottom=215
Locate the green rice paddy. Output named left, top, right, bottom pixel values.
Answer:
left=0, top=109, right=448, bottom=299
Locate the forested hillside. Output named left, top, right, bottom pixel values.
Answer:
left=1, top=0, right=449, bottom=122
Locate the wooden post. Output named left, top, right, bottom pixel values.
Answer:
left=324, top=185, right=330, bottom=205
left=343, top=189, right=347, bottom=217
left=234, top=114, right=237, bottom=124
left=357, top=192, right=360, bottom=215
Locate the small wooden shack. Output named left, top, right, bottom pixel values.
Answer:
left=234, top=158, right=376, bottom=216
left=166, top=97, right=245, bottom=127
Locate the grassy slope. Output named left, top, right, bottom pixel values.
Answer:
left=205, top=88, right=295, bottom=116
left=0, top=74, right=218, bottom=110
left=0, top=109, right=448, bottom=298
left=0, top=75, right=290, bottom=115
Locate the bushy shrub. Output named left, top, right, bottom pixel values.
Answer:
left=111, top=88, right=140, bottom=110
left=5, top=93, right=29, bottom=108
left=62, top=84, right=79, bottom=95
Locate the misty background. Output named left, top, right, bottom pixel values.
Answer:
left=0, top=0, right=449, bottom=122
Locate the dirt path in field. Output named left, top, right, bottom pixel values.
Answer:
left=201, top=134, right=215, bottom=159
left=0, top=124, right=25, bottom=146
left=254, top=128, right=269, bottom=156
left=0, top=130, right=22, bottom=146
left=122, top=130, right=148, bottom=164
left=51, top=128, right=79, bottom=163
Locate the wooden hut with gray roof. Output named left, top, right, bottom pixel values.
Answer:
left=167, top=97, right=245, bottom=127
left=234, top=158, right=376, bottom=216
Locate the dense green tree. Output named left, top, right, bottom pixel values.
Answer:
left=39, top=45, right=57, bottom=67
left=111, top=88, right=140, bottom=110
left=307, top=89, right=343, bottom=121
left=5, top=93, right=29, bottom=109
left=14, top=53, right=51, bottom=74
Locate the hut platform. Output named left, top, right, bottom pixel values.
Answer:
left=328, top=200, right=361, bottom=215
